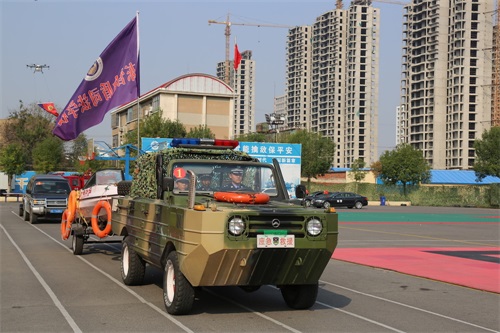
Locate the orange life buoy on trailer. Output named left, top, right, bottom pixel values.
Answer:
left=60, top=209, right=71, bottom=240
left=66, top=190, right=78, bottom=224
left=213, top=192, right=270, bottom=204
left=91, top=200, right=112, bottom=238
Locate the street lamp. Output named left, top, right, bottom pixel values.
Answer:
left=265, top=113, right=285, bottom=142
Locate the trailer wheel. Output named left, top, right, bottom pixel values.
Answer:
left=280, top=283, right=318, bottom=309
left=72, top=234, right=84, bottom=255
left=163, top=251, right=194, bottom=315
left=121, top=236, right=145, bottom=285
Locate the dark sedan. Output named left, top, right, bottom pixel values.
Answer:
left=304, top=190, right=329, bottom=207
left=310, top=192, right=368, bottom=209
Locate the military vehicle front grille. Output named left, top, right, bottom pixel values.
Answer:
left=247, top=215, right=306, bottom=238
left=47, top=199, right=67, bottom=207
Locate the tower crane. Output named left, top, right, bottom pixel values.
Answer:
left=208, top=13, right=292, bottom=84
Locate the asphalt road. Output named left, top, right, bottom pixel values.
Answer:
left=1, top=202, right=499, bottom=333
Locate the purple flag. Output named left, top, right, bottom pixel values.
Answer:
left=53, top=15, right=140, bottom=141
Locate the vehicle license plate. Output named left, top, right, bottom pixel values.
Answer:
left=257, top=234, right=295, bottom=248
left=51, top=209, right=63, bottom=213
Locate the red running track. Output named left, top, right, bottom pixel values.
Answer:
left=333, top=247, right=500, bottom=293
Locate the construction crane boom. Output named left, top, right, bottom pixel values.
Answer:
left=208, top=13, right=292, bottom=84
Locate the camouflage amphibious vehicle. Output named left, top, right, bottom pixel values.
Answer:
left=111, top=138, right=338, bottom=315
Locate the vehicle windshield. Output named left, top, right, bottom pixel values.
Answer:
left=84, top=169, right=124, bottom=188
left=33, top=180, right=71, bottom=194
left=170, top=161, right=278, bottom=195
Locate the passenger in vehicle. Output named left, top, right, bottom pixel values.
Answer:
left=223, top=168, right=251, bottom=191
left=198, top=174, right=212, bottom=191
left=175, top=178, right=189, bottom=191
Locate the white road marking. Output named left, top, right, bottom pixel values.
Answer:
left=321, top=280, right=499, bottom=332
left=1, top=224, right=82, bottom=333
left=8, top=211, right=195, bottom=333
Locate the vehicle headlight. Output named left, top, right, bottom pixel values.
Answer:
left=33, top=199, right=45, bottom=205
left=228, top=216, right=246, bottom=236
left=306, top=218, right=323, bottom=236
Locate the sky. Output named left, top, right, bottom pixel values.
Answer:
left=1, top=0, right=406, bottom=155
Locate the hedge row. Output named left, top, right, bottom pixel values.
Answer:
left=305, top=182, right=500, bottom=208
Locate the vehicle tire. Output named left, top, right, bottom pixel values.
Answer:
left=280, top=283, right=318, bottom=310
left=72, top=234, right=84, bottom=255
left=323, top=201, right=330, bottom=209
left=163, top=251, right=195, bottom=315
left=354, top=201, right=363, bottom=209
left=117, top=181, right=132, bottom=196
left=121, top=236, right=145, bottom=286
left=23, top=207, right=29, bottom=221
left=18, top=205, right=23, bottom=217
left=29, top=211, right=38, bottom=224
left=305, top=200, right=311, bottom=207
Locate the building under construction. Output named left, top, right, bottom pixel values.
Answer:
left=398, top=0, right=495, bottom=170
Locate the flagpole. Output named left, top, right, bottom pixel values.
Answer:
left=136, top=11, right=141, bottom=151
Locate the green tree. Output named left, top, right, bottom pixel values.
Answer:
left=0, top=143, right=26, bottom=192
left=474, top=127, right=500, bottom=180
left=283, top=130, right=335, bottom=188
left=69, top=134, right=92, bottom=173
left=32, top=136, right=64, bottom=173
left=1, top=101, right=54, bottom=169
left=124, top=110, right=187, bottom=148
left=186, top=125, right=215, bottom=139
left=379, top=143, right=431, bottom=196
left=370, top=160, right=383, bottom=179
left=349, top=158, right=366, bottom=192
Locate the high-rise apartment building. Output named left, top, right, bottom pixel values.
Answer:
left=286, top=26, right=312, bottom=132
left=399, top=0, right=494, bottom=170
left=286, top=1, right=379, bottom=168
left=217, top=50, right=256, bottom=137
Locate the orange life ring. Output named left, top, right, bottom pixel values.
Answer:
left=213, top=192, right=270, bottom=204
left=91, top=200, right=112, bottom=238
left=66, top=190, right=78, bottom=223
left=60, top=209, right=71, bottom=240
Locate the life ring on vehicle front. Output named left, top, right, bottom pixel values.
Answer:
left=60, top=209, right=71, bottom=240
left=91, top=200, right=112, bottom=238
left=66, top=190, right=79, bottom=223
left=213, top=192, right=270, bottom=204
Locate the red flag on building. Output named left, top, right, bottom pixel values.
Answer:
left=38, top=102, right=59, bottom=117
left=234, top=44, right=242, bottom=70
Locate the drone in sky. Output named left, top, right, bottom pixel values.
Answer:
left=26, top=64, right=49, bottom=73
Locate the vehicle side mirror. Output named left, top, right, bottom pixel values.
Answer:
left=163, top=177, right=175, bottom=192
left=295, top=184, right=307, bottom=199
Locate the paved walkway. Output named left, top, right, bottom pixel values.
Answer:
left=332, top=208, right=500, bottom=293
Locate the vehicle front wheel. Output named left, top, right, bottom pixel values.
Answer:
left=323, top=201, right=331, bottom=209
left=163, top=251, right=194, bottom=315
left=29, top=211, right=38, bottom=224
left=72, top=234, right=84, bottom=255
left=121, top=236, right=145, bottom=285
left=354, top=201, right=363, bottom=209
left=280, top=283, right=318, bottom=309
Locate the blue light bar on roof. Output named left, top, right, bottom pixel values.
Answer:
left=170, top=138, right=239, bottom=149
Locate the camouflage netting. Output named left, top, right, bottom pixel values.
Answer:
left=130, top=148, right=258, bottom=199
